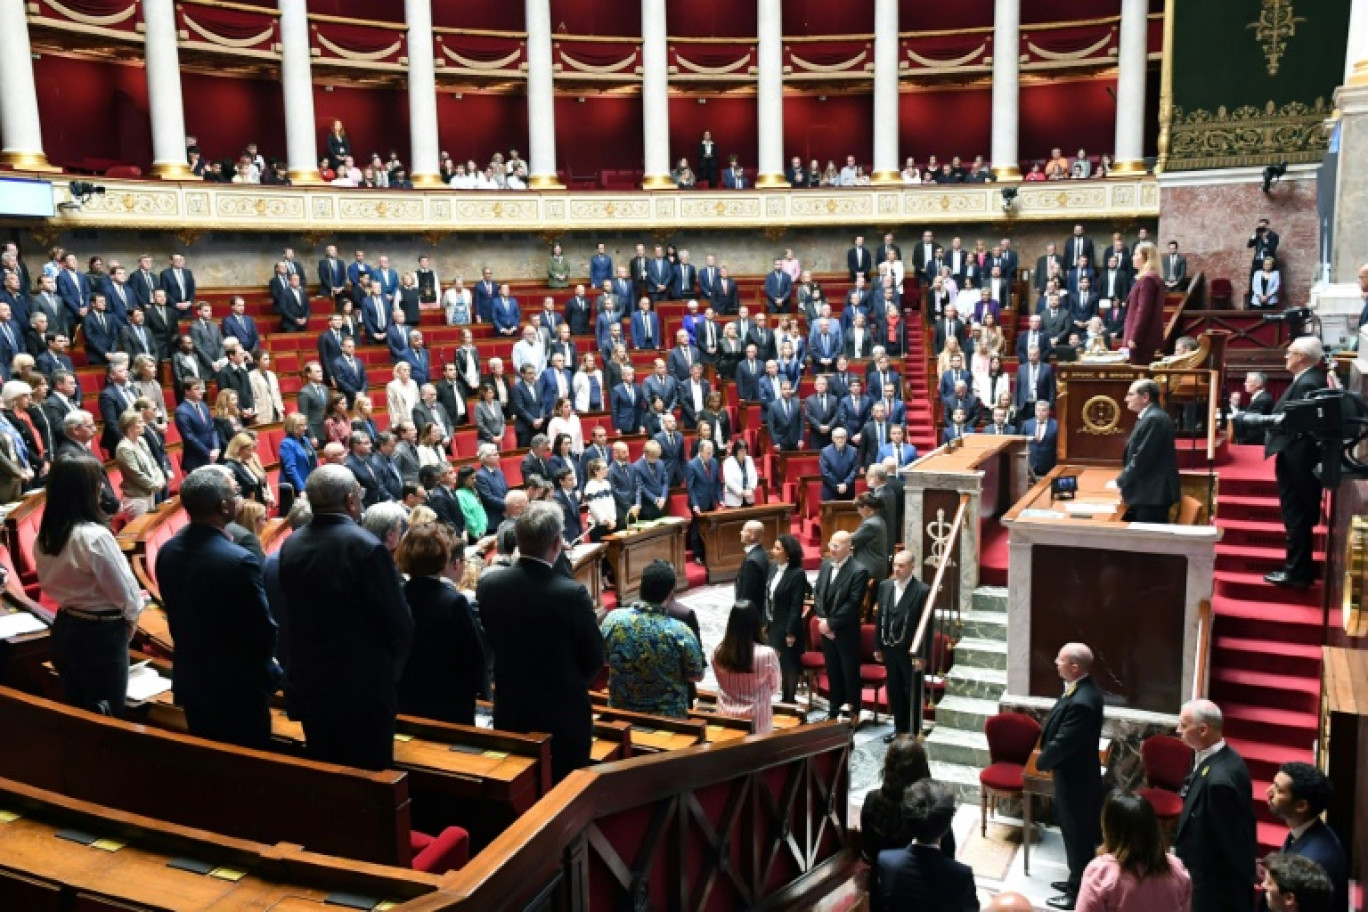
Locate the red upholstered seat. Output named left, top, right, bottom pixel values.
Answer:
left=799, top=613, right=826, bottom=704
left=1136, top=787, right=1184, bottom=819
left=858, top=623, right=887, bottom=723
left=409, top=826, right=469, bottom=873
left=1137, top=734, right=1190, bottom=823
left=979, top=761, right=1027, bottom=791
left=979, top=711, right=1042, bottom=837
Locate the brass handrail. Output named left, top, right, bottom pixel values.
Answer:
left=1191, top=598, right=1212, bottom=700
left=909, top=491, right=971, bottom=659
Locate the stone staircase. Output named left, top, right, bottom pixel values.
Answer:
left=926, top=585, right=1008, bottom=803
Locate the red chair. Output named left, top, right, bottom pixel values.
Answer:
left=858, top=624, right=887, bottom=724
left=979, top=712, right=1042, bottom=837
left=1210, top=277, right=1233, bottom=309
left=1135, top=734, right=1190, bottom=832
left=799, top=613, right=826, bottom=705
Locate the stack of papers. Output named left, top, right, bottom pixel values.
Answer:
left=126, top=663, right=173, bottom=703
left=0, top=612, right=45, bottom=638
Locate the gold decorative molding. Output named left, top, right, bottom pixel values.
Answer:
left=1247, top=0, right=1305, bottom=77
left=1168, top=97, right=1331, bottom=169
left=1155, top=0, right=1175, bottom=172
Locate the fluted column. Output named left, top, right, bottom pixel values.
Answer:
left=640, top=0, right=672, bottom=190
left=405, top=0, right=442, bottom=186
left=523, top=0, right=563, bottom=189
left=278, top=0, right=321, bottom=184
left=143, top=0, right=192, bottom=179
left=1110, top=0, right=1149, bottom=175
left=989, top=0, right=1021, bottom=180
left=869, top=0, right=901, bottom=184
left=0, top=0, right=53, bottom=171
left=754, top=0, right=786, bottom=188
left=1347, top=0, right=1368, bottom=85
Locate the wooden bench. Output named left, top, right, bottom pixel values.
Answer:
left=0, top=774, right=441, bottom=911
left=0, top=685, right=439, bottom=869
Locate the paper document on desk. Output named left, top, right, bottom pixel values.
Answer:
left=1128, top=522, right=1216, bottom=535
left=1019, top=509, right=1066, bottom=519
left=126, top=664, right=172, bottom=702
left=0, top=612, right=45, bottom=638
left=1063, top=501, right=1120, bottom=515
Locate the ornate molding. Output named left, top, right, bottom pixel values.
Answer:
left=1167, top=97, right=1330, bottom=170
left=1246, top=0, right=1305, bottom=77
left=36, top=176, right=1161, bottom=234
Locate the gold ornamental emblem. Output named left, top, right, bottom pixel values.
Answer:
left=1080, top=395, right=1122, bottom=435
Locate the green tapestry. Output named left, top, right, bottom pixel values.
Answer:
left=1166, top=0, right=1349, bottom=170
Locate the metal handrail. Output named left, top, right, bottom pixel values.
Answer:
left=909, top=491, right=971, bottom=658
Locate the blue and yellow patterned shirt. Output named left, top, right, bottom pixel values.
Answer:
left=600, top=602, right=704, bottom=718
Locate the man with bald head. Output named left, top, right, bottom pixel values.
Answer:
left=734, top=520, right=770, bottom=608
left=812, top=530, right=870, bottom=722
left=1174, top=698, right=1256, bottom=912
left=1036, top=642, right=1104, bottom=909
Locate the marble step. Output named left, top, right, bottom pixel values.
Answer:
left=933, top=695, right=1003, bottom=733
left=958, top=608, right=1008, bottom=642
left=945, top=664, right=1008, bottom=701
left=953, top=636, right=1007, bottom=671
left=925, top=725, right=992, bottom=769
left=929, top=759, right=985, bottom=804
left=971, top=586, right=1008, bottom=615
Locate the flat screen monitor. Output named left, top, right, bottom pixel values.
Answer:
left=0, top=178, right=54, bottom=218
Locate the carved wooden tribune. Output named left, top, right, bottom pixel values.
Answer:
left=1057, top=363, right=1148, bottom=466
left=603, top=521, right=688, bottom=603
left=697, top=503, right=793, bottom=585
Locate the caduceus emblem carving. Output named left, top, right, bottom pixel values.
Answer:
left=925, top=508, right=956, bottom=569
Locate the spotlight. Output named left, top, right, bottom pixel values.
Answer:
left=69, top=181, right=105, bottom=203
left=1000, top=186, right=1018, bottom=211
left=1261, top=160, right=1287, bottom=193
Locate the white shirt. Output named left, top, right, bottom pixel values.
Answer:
left=34, top=522, right=143, bottom=624
left=722, top=455, right=757, bottom=507
left=1194, top=739, right=1227, bottom=770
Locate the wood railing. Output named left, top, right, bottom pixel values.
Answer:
left=405, top=722, right=855, bottom=911
left=1191, top=598, right=1212, bottom=700
left=1162, top=270, right=1206, bottom=352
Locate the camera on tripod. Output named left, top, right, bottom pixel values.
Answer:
left=1241, top=389, right=1368, bottom=487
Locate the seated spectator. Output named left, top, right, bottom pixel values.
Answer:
left=1075, top=790, right=1192, bottom=912
left=712, top=599, right=780, bottom=732
left=1071, top=148, right=1092, bottom=179
left=722, top=156, right=747, bottom=190
left=1046, top=147, right=1070, bottom=179
left=900, top=158, right=922, bottom=184
left=861, top=737, right=953, bottom=862
left=869, top=780, right=975, bottom=911
left=1097, top=154, right=1113, bottom=178
left=821, top=160, right=839, bottom=186
left=394, top=523, right=487, bottom=726
left=673, top=158, right=696, bottom=189
left=599, top=559, right=705, bottom=718
left=1024, top=162, right=1046, bottom=181
left=943, top=407, right=974, bottom=443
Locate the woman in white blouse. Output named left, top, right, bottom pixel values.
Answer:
left=954, top=275, right=981, bottom=315
left=878, top=250, right=905, bottom=299
left=582, top=456, right=617, bottom=541
left=545, top=397, right=584, bottom=455
left=722, top=439, right=758, bottom=508
left=415, top=422, right=446, bottom=469
left=572, top=353, right=606, bottom=414
left=444, top=277, right=472, bottom=325
left=386, top=362, right=421, bottom=430
left=900, top=157, right=922, bottom=184
left=248, top=350, right=286, bottom=425
left=35, top=455, right=144, bottom=715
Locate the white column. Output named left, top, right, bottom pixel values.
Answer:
left=754, top=0, right=785, bottom=187
left=143, top=0, right=192, bottom=179
left=278, top=0, right=320, bottom=184
left=0, top=0, right=52, bottom=170
left=870, top=0, right=900, bottom=184
left=405, top=0, right=442, bottom=186
left=1111, top=0, right=1149, bottom=175
left=989, top=0, right=1021, bottom=180
left=523, top=0, right=563, bottom=189
left=640, top=0, right=672, bottom=189
left=1347, top=0, right=1368, bottom=85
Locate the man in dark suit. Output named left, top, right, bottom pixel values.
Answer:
left=56, top=254, right=91, bottom=328
left=931, top=305, right=967, bottom=355
left=820, top=428, right=859, bottom=500
left=563, top=285, right=593, bottom=337
left=1016, top=313, right=1054, bottom=363
left=667, top=330, right=702, bottom=383
left=1023, top=401, right=1059, bottom=478
left=156, top=466, right=278, bottom=749
left=1173, top=698, right=1257, bottom=912
left=189, top=302, right=225, bottom=376
left=143, top=289, right=178, bottom=360
left=344, top=432, right=384, bottom=507
left=1036, top=642, right=1105, bottom=909
left=318, top=245, right=345, bottom=304
left=873, top=550, right=931, bottom=740
left=330, top=337, right=368, bottom=409
left=850, top=492, right=888, bottom=583
left=1264, top=337, right=1328, bottom=588
left=1162, top=241, right=1189, bottom=291
left=684, top=440, right=721, bottom=563
left=1014, top=347, right=1056, bottom=414
left=654, top=413, right=687, bottom=487
left=766, top=382, right=803, bottom=452
left=215, top=345, right=257, bottom=420
left=81, top=295, right=120, bottom=366
left=712, top=267, right=739, bottom=316
left=1266, top=762, right=1348, bottom=912
left=1063, top=226, right=1094, bottom=273
left=847, top=236, right=873, bottom=280
left=118, top=306, right=156, bottom=363
left=297, top=362, right=328, bottom=445
left=1116, top=379, right=1180, bottom=523
left=870, top=780, right=977, bottom=911
left=811, top=531, right=870, bottom=721
left=762, top=259, right=793, bottom=313
left=174, top=380, right=220, bottom=471
left=610, top=365, right=644, bottom=436
left=511, top=362, right=544, bottom=446
left=1035, top=243, right=1066, bottom=293
left=278, top=465, right=413, bottom=771
left=478, top=502, right=604, bottom=782
left=1229, top=371, right=1274, bottom=445
left=159, top=253, right=196, bottom=312
left=734, top=520, right=770, bottom=607
left=633, top=441, right=670, bottom=520
left=803, top=375, right=840, bottom=450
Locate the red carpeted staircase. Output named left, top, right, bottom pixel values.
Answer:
left=1209, top=443, right=1330, bottom=852
left=902, top=326, right=937, bottom=455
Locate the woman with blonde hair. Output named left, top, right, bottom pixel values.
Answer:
left=211, top=389, right=243, bottom=456
left=937, top=335, right=965, bottom=377
left=113, top=410, right=165, bottom=517
left=234, top=499, right=267, bottom=539
left=444, top=276, right=472, bottom=325
left=249, top=350, right=285, bottom=424
left=408, top=504, right=438, bottom=527
left=1123, top=241, right=1165, bottom=365
left=350, top=395, right=378, bottom=443
left=223, top=431, right=273, bottom=508
left=386, top=361, right=420, bottom=429
left=129, top=354, right=167, bottom=425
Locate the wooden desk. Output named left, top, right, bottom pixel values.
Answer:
left=589, top=705, right=708, bottom=753
left=1002, top=465, right=1217, bottom=715
left=0, top=776, right=440, bottom=912
left=0, top=598, right=50, bottom=696
left=1020, top=744, right=1113, bottom=874
left=904, top=434, right=1030, bottom=610
left=568, top=542, right=605, bottom=608
left=818, top=500, right=861, bottom=552
left=602, top=519, right=688, bottom=602
left=696, top=502, right=793, bottom=584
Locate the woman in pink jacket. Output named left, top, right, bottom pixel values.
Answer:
left=1076, top=790, right=1192, bottom=911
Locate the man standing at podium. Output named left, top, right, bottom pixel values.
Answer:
left=1037, top=642, right=1104, bottom=910
left=1116, top=379, right=1180, bottom=523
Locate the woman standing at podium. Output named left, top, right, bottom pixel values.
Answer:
left=1123, top=241, right=1165, bottom=365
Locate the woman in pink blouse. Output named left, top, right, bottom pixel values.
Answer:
left=713, top=600, right=781, bottom=733
left=1076, top=790, right=1192, bottom=911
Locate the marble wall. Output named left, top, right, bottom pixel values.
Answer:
left=1158, top=169, right=1321, bottom=307
left=18, top=219, right=1158, bottom=291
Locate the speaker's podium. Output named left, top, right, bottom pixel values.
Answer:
left=602, top=519, right=688, bottom=603
left=695, top=502, right=793, bottom=585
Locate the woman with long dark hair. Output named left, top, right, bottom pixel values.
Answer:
left=712, top=600, right=781, bottom=733
left=1076, top=790, right=1191, bottom=911
left=859, top=736, right=955, bottom=862
left=764, top=533, right=808, bottom=703
left=35, top=456, right=143, bottom=715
